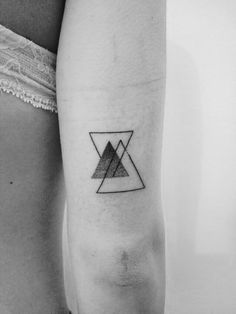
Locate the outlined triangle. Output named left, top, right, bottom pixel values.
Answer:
left=89, top=131, right=133, bottom=157
left=97, top=140, right=145, bottom=194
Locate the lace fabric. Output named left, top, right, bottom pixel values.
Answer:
left=0, top=24, right=57, bottom=112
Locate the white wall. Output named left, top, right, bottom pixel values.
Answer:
left=164, top=0, right=236, bottom=313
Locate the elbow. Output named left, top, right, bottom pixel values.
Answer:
left=100, top=248, right=160, bottom=289
left=75, top=232, right=165, bottom=289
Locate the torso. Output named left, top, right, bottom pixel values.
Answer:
left=0, top=0, right=65, bottom=52
left=0, top=1, right=68, bottom=313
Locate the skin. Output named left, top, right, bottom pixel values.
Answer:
left=0, top=1, right=68, bottom=313
left=0, top=0, right=65, bottom=53
left=57, top=0, right=166, bottom=313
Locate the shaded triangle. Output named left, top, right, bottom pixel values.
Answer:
left=92, top=141, right=129, bottom=179
left=97, top=141, right=145, bottom=193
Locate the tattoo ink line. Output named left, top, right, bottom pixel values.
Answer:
left=90, top=131, right=145, bottom=194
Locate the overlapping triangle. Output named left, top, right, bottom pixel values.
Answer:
left=90, top=131, right=145, bottom=194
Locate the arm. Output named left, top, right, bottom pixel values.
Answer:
left=57, top=0, right=166, bottom=313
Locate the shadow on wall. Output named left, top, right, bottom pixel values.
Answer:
left=162, top=41, right=203, bottom=314
left=164, top=38, right=236, bottom=313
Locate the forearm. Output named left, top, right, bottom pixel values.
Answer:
left=57, top=0, right=166, bottom=313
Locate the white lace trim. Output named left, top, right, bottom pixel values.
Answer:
left=0, top=24, right=57, bottom=113
left=0, top=78, right=57, bottom=112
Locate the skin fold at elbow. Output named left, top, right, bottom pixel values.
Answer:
left=73, top=231, right=165, bottom=290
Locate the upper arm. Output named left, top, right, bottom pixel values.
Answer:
left=56, top=4, right=166, bottom=312
left=56, top=0, right=166, bottom=242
